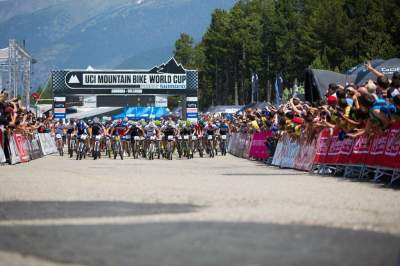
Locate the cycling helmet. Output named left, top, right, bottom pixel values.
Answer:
left=93, top=117, right=100, bottom=123
left=186, top=120, right=192, bottom=127
left=155, top=120, right=161, bottom=126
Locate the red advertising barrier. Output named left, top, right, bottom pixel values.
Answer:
left=13, top=133, right=30, bottom=163
left=313, top=129, right=331, bottom=164
left=379, top=123, right=400, bottom=169
left=347, top=135, right=370, bottom=165
left=324, top=129, right=341, bottom=164
left=248, top=131, right=272, bottom=160
left=311, top=123, right=400, bottom=170
left=336, top=137, right=354, bottom=165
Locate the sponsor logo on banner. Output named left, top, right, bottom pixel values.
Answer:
left=155, top=96, right=168, bottom=107
left=187, top=97, right=198, bottom=102
left=187, top=108, right=198, bottom=113
left=54, top=108, right=66, bottom=113
left=54, top=97, right=66, bottom=102
left=13, top=134, right=30, bottom=163
left=187, top=113, right=198, bottom=118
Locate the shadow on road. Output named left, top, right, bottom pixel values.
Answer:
left=0, top=201, right=200, bottom=220
left=0, top=222, right=399, bottom=266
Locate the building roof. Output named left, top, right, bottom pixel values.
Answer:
left=0, top=48, right=9, bottom=60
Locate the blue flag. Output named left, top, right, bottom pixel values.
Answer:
left=274, top=72, right=283, bottom=107
left=251, top=72, right=259, bottom=97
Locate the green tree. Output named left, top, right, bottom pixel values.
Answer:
left=173, top=33, right=195, bottom=68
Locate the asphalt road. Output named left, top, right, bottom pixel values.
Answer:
left=0, top=154, right=399, bottom=266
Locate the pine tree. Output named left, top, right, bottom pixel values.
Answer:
left=174, top=33, right=194, bottom=68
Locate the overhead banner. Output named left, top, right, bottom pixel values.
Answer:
left=66, top=72, right=187, bottom=90
left=52, top=58, right=199, bottom=97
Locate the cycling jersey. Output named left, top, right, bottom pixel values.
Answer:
left=180, top=126, right=192, bottom=136
left=91, top=123, right=103, bottom=136
left=113, top=125, right=126, bottom=136
left=130, top=126, right=141, bottom=137
left=55, top=124, right=65, bottom=136
left=162, top=125, right=176, bottom=140
left=66, top=123, right=75, bottom=134
left=76, top=122, right=88, bottom=136
left=204, top=124, right=218, bottom=135
left=219, top=124, right=229, bottom=135
left=144, top=125, right=157, bottom=137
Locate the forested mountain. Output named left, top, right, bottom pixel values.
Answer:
left=0, top=0, right=236, bottom=87
left=173, top=0, right=400, bottom=108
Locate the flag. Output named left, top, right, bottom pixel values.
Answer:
left=251, top=71, right=259, bottom=99
left=274, top=72, right=283, bottom=107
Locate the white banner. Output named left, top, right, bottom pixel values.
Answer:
left=155, top=95, right=168, bottom=107
left=0, top=145, right=6, bottom=163
left=8, top=137, right=21, bottom=165
left=38, top=133, right=57, bottom=155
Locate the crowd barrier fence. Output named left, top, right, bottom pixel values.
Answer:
left=272, top=123, right=400, bottom=184
left=228, top=131, right=272, bottom=160
left=228, top=125, right=400, bottom=185
left=0, top=130, right=57, bottom=165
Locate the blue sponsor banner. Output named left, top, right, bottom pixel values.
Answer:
left=54, top=113, right=66, bottom=119
left=187, top=113, right=198, bottom=118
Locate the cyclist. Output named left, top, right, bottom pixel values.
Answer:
left=143, top=120, right=160, bottom=153
left=66, top=119, right=75, bottom=154
left=127, top=121, right=144, bottom=158
left=75, top=119, right=88, bottom=138
left=203, top=120, right=218, bottom=156
left=89, top=117, right=104, bottom=155
left=217, top=119, right=230, bottom=155
left=218, top=119, right=230, bottom=137
left=161, top=121, right=177, bottom=159
left=54, top=119, right=66, bottom=156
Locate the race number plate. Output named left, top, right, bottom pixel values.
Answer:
left=184, top=135, right=189, bottom=140
left=168, top=135, right=174, bottom=140
left=221, top=135, right=227, bottom=140
left=134, top=136, right=140, bottom=141
left=56, top=134, right=62, bottom=139
left=208, top=135, right=213, bottom=140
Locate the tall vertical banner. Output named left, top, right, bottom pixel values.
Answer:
left=54, top=96, right=66, bottom=119
left=186, top=96, right=198, bottom=123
